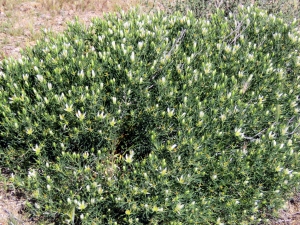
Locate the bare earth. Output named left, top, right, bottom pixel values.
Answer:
left=0, top=0, right=128, bottom=59
left=0, top=0, right=300, bottom=224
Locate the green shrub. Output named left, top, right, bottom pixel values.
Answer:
left=158, top=0, right=300, bottom=24
left=1, top=6, right=300, bottom=224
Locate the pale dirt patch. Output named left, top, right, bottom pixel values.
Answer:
left=0, top=0, right=160, bottom=59
left=269, top=191, right=300, bottom=225
left=0, top=0, right=103, bottom=59
left=0, top=179, right=34, bottom=225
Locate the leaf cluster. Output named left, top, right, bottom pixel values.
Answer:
left=0, top=6, right=300, bottom=224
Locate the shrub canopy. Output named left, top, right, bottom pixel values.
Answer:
left=0, top=6, right=300, bottom=225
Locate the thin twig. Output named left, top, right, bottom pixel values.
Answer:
left=231, top=23, right=248, bottom=45
left=214, top=0, right=224, bottom=8
left=288, top=116, right=295, bottom=125
left=244, top=123, right=277, bottom=141
left=166, top=28, right=187, bottom=57
left=148, top=28, right=187, bottom=90
left=222, top=11, right=249, bottom=45
left=288, top=123, right=300, bottom=135
left=291, top=212, right=300, bottom=217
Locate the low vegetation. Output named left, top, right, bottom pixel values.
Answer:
left=1, top=4, right=300, bottom=224
left=1, top=0, right=300, bottom=224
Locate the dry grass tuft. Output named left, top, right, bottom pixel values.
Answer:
left=0, top=0, right=160, bottom=59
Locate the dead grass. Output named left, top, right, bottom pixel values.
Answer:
left=0, top=0, right=160, bottom=59
left=0, top=0, right=300, bottom=224
left=0, top=179, right=33, bottom=225
left=269, top=191, right=300, bottom=225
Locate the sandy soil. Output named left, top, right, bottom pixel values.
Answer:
left=0, top=1, right=106, bottom=59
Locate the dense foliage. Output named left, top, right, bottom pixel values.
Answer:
left=1, top=6, right=300, bottom=224
left=160, top=0, right=300, bottom=25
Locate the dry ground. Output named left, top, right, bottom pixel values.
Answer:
left=0, top=0, right=160, bottom=59
left=0, top=0, right=300, bottom=224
